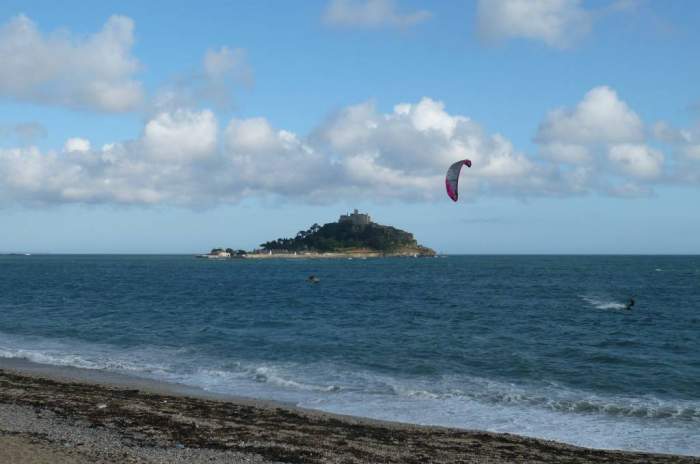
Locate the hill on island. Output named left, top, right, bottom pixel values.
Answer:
left=258, top=210, right=435, bottom=256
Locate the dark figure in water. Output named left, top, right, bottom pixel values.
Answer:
left=624, top=298, right=635, bottom=310
left=308, top=275, right=320, bottom=284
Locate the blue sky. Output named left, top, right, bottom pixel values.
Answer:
left=0, top=0, right=698, bottom=254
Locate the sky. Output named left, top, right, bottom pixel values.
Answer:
left=0, top=0, right=699, bottom=254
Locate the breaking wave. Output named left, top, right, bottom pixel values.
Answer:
left=1, top=331, right=699, bottom=455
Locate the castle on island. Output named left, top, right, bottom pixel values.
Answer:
left=200, top=208, right=435, bottom=258
left=338, top=209, right=371, bottom=227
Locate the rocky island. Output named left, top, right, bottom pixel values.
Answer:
left=200, top=209, right=436, bottom=259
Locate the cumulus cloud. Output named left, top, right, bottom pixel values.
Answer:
left=0, top=109, right=221, bottom=206
left=534, top=86, right=669, bottom=194
left=323, top=0, right=432, bottom=29
left=1, top=89, right=696, bottom=207
left=64, top=138, right=91, bottom=153
left=651, top=120, right=700, bottom=183
left=0, top=97, right=567, bottom=206
left=537, top=86, right=644, bottom=145
left=475, top=0, right=638, bottom=49
left=0, top=15, right=143, bottom=112
left=476, top=0, right=591, bottom=48
left=607, top=144, right=663, bottom=179
left=315, top=98, right=559, bottom=199
left=143, top=109, right=218, bottom=161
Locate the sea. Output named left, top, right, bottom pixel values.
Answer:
left=0, top=254, right=698, bottom=456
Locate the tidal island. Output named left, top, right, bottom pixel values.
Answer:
left=198, top=209, right=436, bottom=259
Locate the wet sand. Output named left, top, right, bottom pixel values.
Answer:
left=0, top=362, right=698, bottom=464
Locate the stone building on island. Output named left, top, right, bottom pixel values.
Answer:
left=338, top=209, right=371, bottom=227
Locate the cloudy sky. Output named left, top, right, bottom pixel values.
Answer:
left=1, top=0, right=698, bottom=253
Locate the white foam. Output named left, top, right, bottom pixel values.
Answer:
left=581, top=295, right=627, bottom=310
left=1, top=331, right=698, bottom=456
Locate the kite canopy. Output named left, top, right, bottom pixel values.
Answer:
left=445, top=159, right=472, bottom=202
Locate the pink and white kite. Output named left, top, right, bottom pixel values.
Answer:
left=445, top=159, right=472, bottom=202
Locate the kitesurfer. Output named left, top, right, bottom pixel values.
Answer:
left=624, top=297, right=635, bottom=310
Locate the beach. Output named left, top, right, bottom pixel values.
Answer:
left=1, top=361, right=698, bottom=464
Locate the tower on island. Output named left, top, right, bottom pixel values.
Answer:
left=338, top=209, right=371, bottom=226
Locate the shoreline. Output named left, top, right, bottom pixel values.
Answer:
left=200, top=251, right=437, bottom=260
left=1, top=359, right=697, bottom=463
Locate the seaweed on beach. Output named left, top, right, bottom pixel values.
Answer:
left=1, top=369, right=698, bottom=464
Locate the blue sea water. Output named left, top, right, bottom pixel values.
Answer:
left=0, top=254, right=699, bottom=455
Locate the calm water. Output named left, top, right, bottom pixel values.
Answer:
left=0, top=255, right=699, bottom=455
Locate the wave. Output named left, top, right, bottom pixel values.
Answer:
left=453, top=377, right=700, bottom=422
left=581, top=295, right=628, bottom=310
left=1, top=333, right=698, bottom=423
left=1, top=331, right=698, bottom=455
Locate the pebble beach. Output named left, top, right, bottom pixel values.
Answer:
left=1, top=365, right=698, bottom=464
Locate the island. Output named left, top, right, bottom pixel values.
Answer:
left=198, top=209, right=436, bottom=259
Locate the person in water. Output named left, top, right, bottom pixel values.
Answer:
left=624, top=297, right=635, bottom=310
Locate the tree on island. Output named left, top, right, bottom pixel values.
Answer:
left=259, top=220, right=427, bottom=254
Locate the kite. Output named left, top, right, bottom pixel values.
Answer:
left=445, top=159, right=472, bottom=202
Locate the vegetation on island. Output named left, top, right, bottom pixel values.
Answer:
left=259, top=221, right=434, bottom=255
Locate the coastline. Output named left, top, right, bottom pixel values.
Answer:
left=242, top=251, right=423, bottom=259
left=1, top=359, right=697, bottom=464
left=199, top=249, right=437, bottom=259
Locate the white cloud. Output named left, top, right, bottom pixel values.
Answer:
left=0, top=15, right=143, bottom=112
left=225, top=117, right=281, bottom=153
left=475, top=0, right=641, bottom=49
left=537, top=86, right=644, bottom=145
left=1, top=89, right=697, bottom=207
left=406, top=98, right=465, bottom=138
left=224, top=117, right=332, bottom=198
left=0, top=109, right=223, bottom=206
left=323, top=0, right=432, bottom=28
left=651, top=120, right=700, bottom=183
left=317, top=97, right=557, bottom=198
left=476, top=0, right=591, bottom=48
left=534, top=86, right=670, bottom=195
left=539, top=142, right=591, bottom=164
left=143, top=109, right=218, bottom=161
left=0, top=98, right=557, bottom=206
left=608, top=144, right=663, bottom=179
left=64, top=138, right=91, bottom=153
